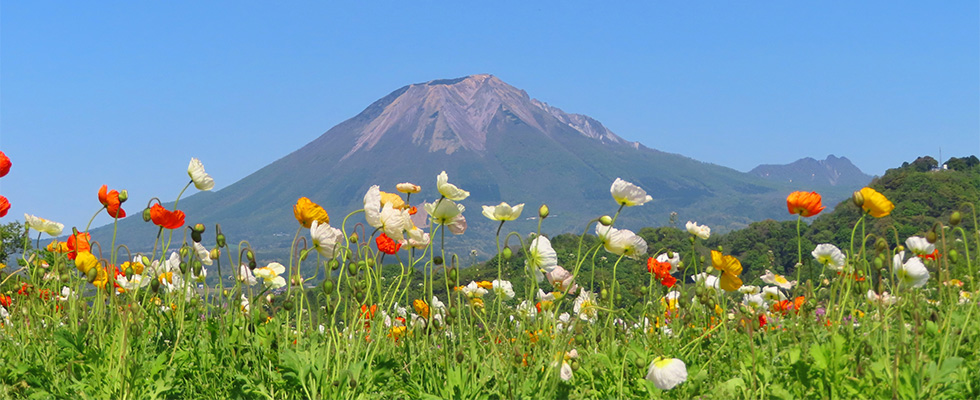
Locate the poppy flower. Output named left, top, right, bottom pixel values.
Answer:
left=610, top=178, right=653, bottom=207
left=0, top=294, right=11, bottom=307
left=711, top=250, right=743, bottom=292
left=150, top=204, right=185, bottom=230
left=858, top=187, right=895, bottom=218
left=436, top=171, right=469, bottom=201
left=0, top=196, right=9, bottom=218
left=786, top=191, right=825, bottom=217
left=647, top=258, right=676, bottom=287
left=293, top=197, right=329, bottom=229
left=98, top=185, right=127, bottom=218
left=187, top=158, right=215, bottom=191
left=685, top=221, right=710, bottom=240
left=66, top=231, right=92, bottom=260
left=396, top=182, right=421, bottom=194
left=481, top=202, right=525, bottom=221
left=376, top=233, right=401, bottom=255
left=645, top=357, right=688, bottom=390
left=812, top=244, right=846, bottom=271
left=0, top=151, right=10, bottom=177
left=24, top=214, right=64, bottom=236
left=413, top=299, right=430, bottom=319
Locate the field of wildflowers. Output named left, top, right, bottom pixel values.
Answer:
left=0, top=150, right=977, bottom=399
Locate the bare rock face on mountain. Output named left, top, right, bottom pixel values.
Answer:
left=91, top=75, right=868, bottom=259
left=750, top=155, right=872, bottom=188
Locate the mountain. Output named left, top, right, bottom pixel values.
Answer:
left=89, top=74, right=869, bottom=261
left=750, top=155, right=872, bottom=189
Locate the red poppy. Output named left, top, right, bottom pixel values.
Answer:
left=919, top=249, right=940, bottom=261
left=786, top=191, right=825, bottom=217
left=0, top=151, right=10, bottom=177
left=646, top=257, right=677, bottom=288
left=17, top=282, right=31, bottom=296
left=758, top=314, right=767, bottom=328
left=150, top=204, right=185, bottom=229
left=376, top=233, right=401, bottom=255
left=98, top=185, right=127, bottom=218
left=66, top=231, right=91, bottom=260
left=0, top=195, right=9, bottom=218
left=0, top=294, right=11, bottom=307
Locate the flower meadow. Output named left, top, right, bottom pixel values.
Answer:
left=0, top=151, right=978, bottom=399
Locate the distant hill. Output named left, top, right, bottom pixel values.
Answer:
left=751, top=155, right=872, bottom=190
left=86, top=74, right=871, bottom=262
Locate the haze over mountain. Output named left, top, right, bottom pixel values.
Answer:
left=89, top=74, right=871, bottom=260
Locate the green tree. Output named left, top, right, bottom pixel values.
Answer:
left=0, top=221, right=28, bottom=266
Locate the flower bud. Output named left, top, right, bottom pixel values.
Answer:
left=926, top=230, right=937, bottom=244
left=151, top=277, right=160, bottom=292
left=216, top=233, right=226, bottom=248
left=192, top=260, right=203, bottom=276
left=328, top=259, right=340, bottom=271
left=349, top=233, right=358, bottom=243
left=283, top=299, right=294, bottom=311
left=599, top=215, right=613, bottom=226
left=142, top=208, right=152, bottom=222
left=192, top=223, right=205, bottom=233
left=538, top=204, right=549, bottom=219
left=248, top=259, right=257, bottom=270
left=716, top=245, right=724, bottom=252
left=86, top=267, right=98, bottom=283
left=600, top=288, right=609, bottom=299
left=448, top=268, right=458, bottom=282
left=875, top=238, right=888, bottom=252
left=502, top=247, right=512, bottom=260
left=179, top=262, right=188, bottom=274
left=321, top=280, right=335, bottom=295
left=949, top=249, right=959, bottom=263
left=433, top=256, right=444, bottom=266
left=246, top=250, right=255, bottom=261
left=118, top=190, right=128, bottom=203
left=873, top=257, right=883, bottom=269
left=291, top=275, right=302, bottom=286
left=209, top=248, right=221, bottom=260
left=365, top=258, right=375, bottom=268
left=125, top=267, right=133, bottom=278
left=950, top=211, right=962, bottom=226
left=179, top=246, right=190, bottom=259
left=141, top=255, right=151, bottom=266
left=852, top=191, right=865, bottom=208
left=191, top=231, right=202, bottom=243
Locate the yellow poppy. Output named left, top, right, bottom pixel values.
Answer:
left=859, top=187, right=894, bottom=218
left=293, top=197, right=329, bottom=228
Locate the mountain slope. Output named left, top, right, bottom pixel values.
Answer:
left=89, top=75, right=868, bottom=260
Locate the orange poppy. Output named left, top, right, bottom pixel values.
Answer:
left=150, top=204, right=185, bottom=229
left=375, top=233, right=401, bottom=255
left=293, top=197, right=329, bottom=228
left=646, top=258, right=676, bottom=287
left=0, top=195, right=9, bottom=218
left=98, top=185, right=127, bottom=218
left=0, top=150, right=10, bottom=177
left=66, top=231, right=92, bottom=260
left=786, top=191, right=825, bottom=217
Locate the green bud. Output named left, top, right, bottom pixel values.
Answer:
left=248, top=259, right=257, bottom=270
left=125, top=267, right=133, bottom=278
left=433, top=256, right=444, bottom=266
left=142, top=208, right=152, bottom=222
left=600, top=288, right=609, bottom=300
left=328, top=259, right=340, bottom=271
left=502, top=247, right=512, bottom=260
left=246, top=250, right=255, bottom=261
left=179, top=262, right=188, bottom=274
left=365, top=258, right=375, bottom=268
left=151, top=277, right=160, bottom=292
left=599, top=215, right=613, bottom=226
left=192, top=223, right=205, bottom=233
left=179, top=246, right=190, bottom=259
left=141, top=255, right=151, bottom=266
left=615, top=293, right=622, bottom=303
left=209, top=248, right=221, bottom=260
left=321, top=280, right=335, bottom=295
left=666, top=251, right=674, bottom=258
left=456, top=351, right=464, bottom=363
left=448, top=268, right=458, bottom=282
left=716, top=245, right=724, bottom=252
left=571, top=360, right=580, bottom=371
left=949, top=249, right=959, bottom=263
left=926, top=230, right=938, bottom=244
left=356, top=280, right=367, bottom=291
left=852, top=191, right=865, bottom=208
left=875, top=238, right=888, bottom=252
left=349, top=233, right=358, bottom=243
left=634, top=356, right=645, bottom=369
left=299, top=249, right=309, bottom=261
left=118, top=190, right=128, bottom=203
left=873, top=257, right=883, bottom=269
left=950, top=211, right=962, bottom=226
left=191, top=231, right=202, bottom=243
left=216, top=233, right=226, bottom=248
left=449, top=306, right=458, bottom=318
left=86, top=267, right=98, bottom=283
left=538, top=204, right=549, bottom=219
left=283, top=299, right=294, bottom=311
left=192, top=260, right=202, bottom=275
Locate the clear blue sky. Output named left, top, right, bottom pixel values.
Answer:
left=2, top=2, right=978, bottom=231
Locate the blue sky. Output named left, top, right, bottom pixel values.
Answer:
left=1, top=2, right=977, bottom=231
